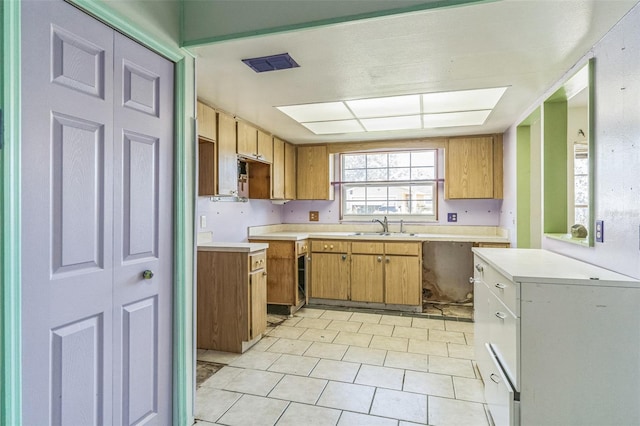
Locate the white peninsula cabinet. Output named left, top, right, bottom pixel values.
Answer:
left=472, top=248, right=640, bottom=426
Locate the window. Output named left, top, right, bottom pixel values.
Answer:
left=340, top=150, right=437, bottom=221
left=572, top=142, right=589, bottom=226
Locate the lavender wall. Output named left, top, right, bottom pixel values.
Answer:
left=197, top=198, right=283, bottom=242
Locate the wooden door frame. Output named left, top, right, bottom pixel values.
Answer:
left=0, top=1, right=196, bottom=424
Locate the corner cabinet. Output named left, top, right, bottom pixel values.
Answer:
left=473, top=248, right=640, bottom=426
left=197, top=101, right=217, bottom=196
left=197, top=245, right=268, bottom=353
left=296, top=145, right=334, bottom=200
left=446, top=135, right=503, bottom=199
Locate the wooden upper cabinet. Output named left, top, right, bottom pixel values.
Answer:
left=237, top=122, right=273, bottom=163
left=217, top=112, right=239, bottom=196
left=237, top=121, right=257, bottom=158
left=284, top=142, right=297, bottom=200
left=197, top=101, right=217, bottom=141
left=296, top=145, right=334, bottom=200
left=445, top=135, right=503, bottom=199
left=257, top=130, right=273, bottom=163
left=272, top=137, right=285, bottom=199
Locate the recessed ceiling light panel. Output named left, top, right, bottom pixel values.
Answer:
left=301, top=120, right=364, bottom=135
left=277, top=102, right=353, bottom=122
left=422, top=87, right=507, bottom=113
left=423, top=110, right=491, bottom=128
left=360, top=115, right=422, bottom=132
left=346, top=95, right=421, bottom=118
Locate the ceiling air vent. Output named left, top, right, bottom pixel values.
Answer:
left=242, top=53, right=300, bottom=73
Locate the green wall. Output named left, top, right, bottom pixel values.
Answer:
left=516, top=125, right=531, bottom=248
left=542, top=100, right=568, bottom=233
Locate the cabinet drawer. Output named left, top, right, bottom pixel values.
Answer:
left=250, top=251, right=267, bottom=271
left=352, top=241, right=384, bottom=254
left=476, top=261, right=519, bottom=316
left=311, top=240, right=349, bottom=253
left=385, top=242, right=421, bottom=256
left=487, top=292, right=519, bottom=390
left=484, top=344, right=519, bottom=426
left=296, top=240, right=309, bottom=255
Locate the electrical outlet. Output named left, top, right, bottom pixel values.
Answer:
left=595, top=220, right=604, bottom=243
left=447, top=213, right=458, bottom=222
left=309, top=211, right=319, bottom=222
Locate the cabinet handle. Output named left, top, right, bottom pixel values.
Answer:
left=495, top=312, right=507, bottom=320
left=469, top=277, right=476, bottom=284
left=490, top=373, right=500, bottom=384
left=341, top=255, right=347, bottom=261
left=330, top=244, right=334, bottom=249
left=386, top=258, right=390, bottom=263
left=377, top=256, right=382, bottom=262
left=262, top=271, right=267, bottom=276
left=495, top=282, right=507, bottom=289
left=475, top=263, right=484, bottom=272
left=324, top=244, right=328, bottom=249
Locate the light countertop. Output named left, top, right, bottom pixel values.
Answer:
left=197, top=241, right=269, bottom=253
left=473, top=248, right=639, bottom=287
left=248, top=231, right=510, bottom=244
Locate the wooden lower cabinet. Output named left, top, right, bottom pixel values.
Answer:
left=384, top=255, right=421, bottom=305
left=350, top=254, right=384, bottom=302
left=248, top=238, right=308, bottom=312
left=310, top=252, right=350, bottom=300
left=197, top=248, right=267, bottom=353
left=310, top=239, right=421, bottom=307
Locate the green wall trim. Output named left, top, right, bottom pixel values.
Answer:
left=516, top=125, right=531, bottom=248
left=1, top=0, right=22, bottom=424
left=182, top=0, right=495, bottom=46
left=542, top=100, right=568, bottom=233
left=587, top=58, right=595, bottom=247
left=67, top=0, right=184, bottom=62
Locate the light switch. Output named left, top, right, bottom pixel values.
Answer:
left=200, top=215, right=207, bottom=228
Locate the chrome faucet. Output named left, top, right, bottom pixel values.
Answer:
left=372, top=216, right=389, bottom=233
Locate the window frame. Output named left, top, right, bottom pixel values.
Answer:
left=339, top=149, right=439, bottom=222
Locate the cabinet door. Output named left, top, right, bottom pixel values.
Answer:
left=237, top=121, right=257, bottom=158
left=249, top=269, right=267, bottom=339
left=217, top=112, right=238, bottom=195
left=272, top=137, right=285, bottom=199
left=384, top=255, right=421, bottom=305
left=351, top=254, right=384, bottom=302
left=310, top=253, right=349, bottom=300
left=446, top=136, right=494, bottom=199
left=257, top=129, right=273, bottom=163
left=197, top=101, right=217, bottom=141
left=284, top=142, right=297, bottom=200
left=297, top=145, right=333, bottom=200
left=198, top=139, right=216, bottom=196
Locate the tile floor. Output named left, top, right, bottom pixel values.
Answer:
left=195, top=308, right=488, bottom=426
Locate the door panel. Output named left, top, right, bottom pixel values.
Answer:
left=122, top=297, right=159, bottom=425
left=51, top=314, right=104, bottom=425
left=113, top=31, right=174, bottom=425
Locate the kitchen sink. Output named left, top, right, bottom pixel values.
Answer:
left=350, top=232, right=418, bottom=237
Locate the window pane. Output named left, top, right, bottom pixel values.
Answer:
left=575, top=176, right=589, bottom=205
left=412, top=151, right=435, bottom=167
left=389, top=152, right=410, bottom=167
left=574, top=207, right=589, bottom=226
left=344, top=155, right=366, bottom=169
left=574, top=157, right=589, bottom=175
left=367, top=168, right=388, bottom=181
left=411, top=185, right=434, bottom=199
left=412, top=167, right=435, bottom=180
left=389, top=167, right=410, bottom=181
left=344, top=169, right=367, bottom=182
left=344, top=202, right=363, bottom=215
left=367, top=153, right=387, bottom=168
left=366, top=186, right=387, bottom=201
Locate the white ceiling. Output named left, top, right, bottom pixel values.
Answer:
left=191, top=0, right=638, bottom=144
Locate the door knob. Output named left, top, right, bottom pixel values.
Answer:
left=142, top=270, right=154, bottom=280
